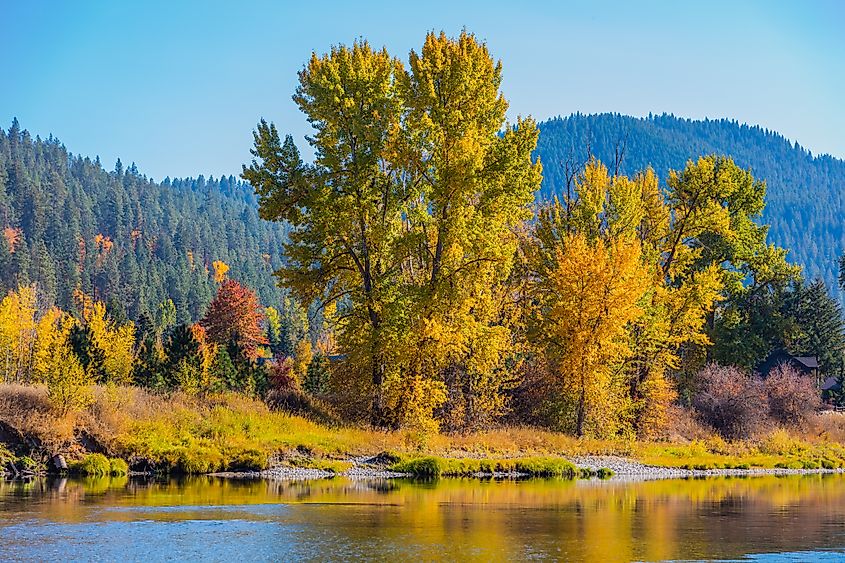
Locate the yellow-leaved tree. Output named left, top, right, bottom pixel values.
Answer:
left=39, top=312, right=93, bottom=414
left=74, top=292, right=136, bottom=384
left=244, top=31, right=541, bottom=432
left=390, top=31, right=542, bottom=431
left=0, top=285, right=38, bottom=383
left=531, top=157, right=797, bottom=437
left=531, top=233, right=649, bottom=436
left=212, top=260, right=230, bottom=283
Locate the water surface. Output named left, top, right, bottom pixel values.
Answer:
left=2, top=474, right=845, bottom=561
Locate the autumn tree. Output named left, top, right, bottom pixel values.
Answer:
left=244, top=41, right=405, bottom=424
left=201, top=279, right=267, bottom=362
left=668, top=157, right=801, bottom=375
left=530, top=232, right=649, bottom=436
left=529, top=156, right=796, bottom=437
left=0, top=285, right=38, bottom=383
left=390, top=31, right=542, bottom=430
left=42, top=315, right=94, bottom=414
left=244, top=31, right=541, bottom=430
left=85, top=301, right=135, bottom=384
left=212, top=260, right=230, bottom=283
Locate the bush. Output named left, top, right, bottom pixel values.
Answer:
left=109, top=457, right=129, bottom=475
left=268, top=357, right=299, bottom=395
left=512, top=457, right=577, bottom=478
left=72, top=453, right=111, bottom=476
left=766, top=363, right=820, bottom=425
left=389, top=455, right=579, bottom=478
left=692, top=364, right=768, bottom=440
left=760, top=428, right=807, bottom=456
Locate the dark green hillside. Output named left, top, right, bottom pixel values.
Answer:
left=0, top=119, right=289, bottom=321
left=536, top=113, right=845, bottom=298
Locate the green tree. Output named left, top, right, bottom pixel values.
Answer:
left=243, top=41, right=407, bottom=425
left=788, top=279, right=845, bottom=377
left=244, top=32, right=541, bottom=429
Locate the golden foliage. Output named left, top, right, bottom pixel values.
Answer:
left=212, top=260, right=230, bottom=283
left=86, top=301, right=135, bottom=384
left=532, top=233, right=650, bottom=436
left=0, top=285, right=38, bottom=383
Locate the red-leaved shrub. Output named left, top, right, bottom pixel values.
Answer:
left=765, top=363, right=820, bottom=425
left=692, top=364, right=768, bottom=439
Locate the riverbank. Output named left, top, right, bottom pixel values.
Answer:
left=4, top=383, right=845, bottom=480
left=203, top=454, right=845, bottom=482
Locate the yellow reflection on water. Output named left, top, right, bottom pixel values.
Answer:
left=2, top=475, right=845, bottom=561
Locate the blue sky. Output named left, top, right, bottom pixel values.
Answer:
left=2, top=0, right=843, bottom=180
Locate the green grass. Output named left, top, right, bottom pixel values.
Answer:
left=70, top=453, right=130, bottom=476
left=71, top=454, right=111, bottom=476
left=389, top=455, right=580, bottom=478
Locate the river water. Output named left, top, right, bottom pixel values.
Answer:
left=2, top=475, right=845, bottom=561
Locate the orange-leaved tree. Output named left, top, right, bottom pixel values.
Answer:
left=201, top=279, right=267, bottom=361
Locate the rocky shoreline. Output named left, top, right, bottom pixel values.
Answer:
left=208, top=455, right=845, bottom=482
left=569, top=456, right=845, bottom=479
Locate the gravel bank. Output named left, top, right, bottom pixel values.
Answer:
left=569, top=455, right=845, bottom=480
left=213, top=455, right=845, bottom=482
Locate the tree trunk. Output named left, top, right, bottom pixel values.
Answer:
left=576, top=383, right=586, bottom=437
left=370, top=346, right=387, bottom=428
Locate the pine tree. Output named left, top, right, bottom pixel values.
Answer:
left=790, top=279, right=845, bottom=376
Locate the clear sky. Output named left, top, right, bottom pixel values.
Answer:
left=3, top=0, right=843, bottom=180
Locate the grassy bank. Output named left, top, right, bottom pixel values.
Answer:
left=387, top=455, right=615, bottom=478
left=2, top=384, right=845, bottom=477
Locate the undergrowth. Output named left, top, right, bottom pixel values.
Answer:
left=3, top=384, right=845, bottom=476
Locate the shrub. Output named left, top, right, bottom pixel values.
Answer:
left=72, top=453, right=111, bottom=476
left=765, top=363, right=820, bottom=425
left=596, top=467, right=615, bottom=479
left=389, top=455, right=579, bottom=478
left=109, top=457, right=129, bottom=476
left=774, top=460, right=804, bottom=470
left=692, top=364, right=768, bottom=440
left=294, top=459, right=352, bottom=473
left=760, top=428, right=807, bottom=456
left=512, top=457, right=577, bottom=478
left=268, top=357, right=299, bottom=394
left=0, top=443, right=12, bottom=467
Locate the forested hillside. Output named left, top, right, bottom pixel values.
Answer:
left=0, top=119, right=289, bottom=322
left=535, top=113, right=845, bottom=298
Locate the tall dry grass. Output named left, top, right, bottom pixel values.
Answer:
left=4, top=383, right=845, bottom=474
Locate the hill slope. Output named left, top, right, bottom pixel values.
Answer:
left=535, top=113, right=845, bottom=298
left=0, top=119, right=289, bottom=322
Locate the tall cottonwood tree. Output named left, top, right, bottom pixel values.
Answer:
left=390, top=31, right=542, bottom=430
left=244, top=32, right=541, bottom=429
left=244, top=41, right=407, bottom=425
left=530, top=232, right=649, bottom=436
